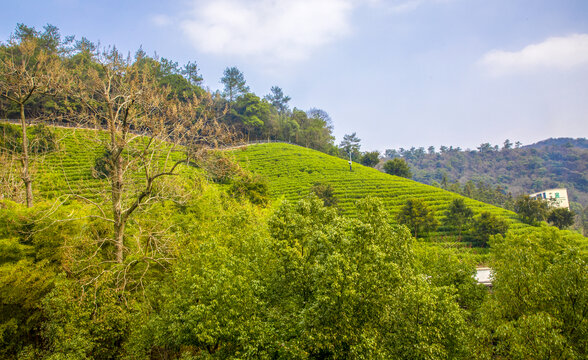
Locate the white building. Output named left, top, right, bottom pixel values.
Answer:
left=475, top=267, right=492, bottom=288
left=529, top=188, right=569, bottom=209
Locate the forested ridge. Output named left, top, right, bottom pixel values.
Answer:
left=383, top=138, right=588, bottom=229
left=1, top=23, right=588, bottom=359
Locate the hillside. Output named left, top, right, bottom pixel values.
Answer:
left=0, top=124, right=196, bottom=204
left=2, top=125, right=588, bottom=359
left=386, top=138, right=588, bottom=211
left=231, top=142, right=529, bottom=236
left=1, top=125, right=577, bottom=252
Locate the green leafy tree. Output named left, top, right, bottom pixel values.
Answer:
left=310, top=182, right=338, bottom=207
left=231, top=93, right=271, bottom=140
left=298, top=109, right=335, bottom=152
left=547, top=207, right=575, bottom=229
left=472, top=211, right=509, bottom=246
left=360, top=150, right=380, bottom=167
left=383, top=158, right=412, bottom=178
left=480, top=228, right=588, bottom=358
left=514, top=195, right=549, bottom=225
left=397, top=198, right=439, bottom=238
left=267, top=197, right=468, bottom=358
left=443, top=198, right=474, bottom=238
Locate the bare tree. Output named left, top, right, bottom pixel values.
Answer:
left=0, top=27, right=65, bottom=207
left=70, top=47, right=232, bottom=264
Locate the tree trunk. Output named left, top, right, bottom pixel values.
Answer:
left=112, top=148, right=125, bottom=263
left=20, top=102, right=33, bottom=207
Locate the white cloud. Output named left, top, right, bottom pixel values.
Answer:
left=151, top=14, right=172, bottom=27
left=386, top=0, right=455, bottom=14
left=479, top=34, right=588, bottom=75
left=180, top=0, right=356, bottom=63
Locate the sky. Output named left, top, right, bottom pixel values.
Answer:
left=2, top=0, right=588, bottom=152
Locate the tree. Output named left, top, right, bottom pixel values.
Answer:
left=70, top=47, right=230, bottom=265
left=443, top=198, right=474, bottom=238
left=306, top=108, right=332, bottom=130
left=360, top=150, right=380, bottom=167
left=0, top=24, right=65, bottom=207
left=397, top=198, right=439, bottom=238
left=472, top=211, right=508, bottom=246
left=514, top=195, right=549, bottom=225
left=181, top=60, right=203, bottom=86
left=310, top=182, right=338, bottom=207
left=299, top=109, right=335, bottom=152
left=482, top=228, right=588, bottom=358
left=264, top=86, right=290, bottom=114
left=231, top=92, right=271, bottom=140
left=547, top=207, right=575, bottom=229
left=220, top=66, right=249, bottom=104
left=383, top=158, right=412, bottom=178
left=339, top=132, right=361, bottom=160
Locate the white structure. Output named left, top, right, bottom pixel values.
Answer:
left=529, top=188, right=570, bottom=209
left=475, top=267, right=492, bottom=288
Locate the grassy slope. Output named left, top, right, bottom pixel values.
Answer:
left=11, top=126, right=188, bottom=203
left=232, top=143, right=529, bottom=238
left=4, top=126, right=585, bottom=262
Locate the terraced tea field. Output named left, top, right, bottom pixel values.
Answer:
left=232, top=142, right=529, bottom=237
left=7, top=126, right=189, bottom=203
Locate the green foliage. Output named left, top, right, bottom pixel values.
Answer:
left=42, top=275, right=131, bottom=360
left=383, top=157, right=412, bottom=178
left=439, top=179, right=514, bottom=210
left=92, top=149, right=112, bottom=179
left=199, top=150, right=244, bottom=184
left=339, top=132, right=361, bottom=160
left=0, top=260, right=55, bottom=357
left=229, top=173, right=270, bottom=206
left=135, top=203, right=274, bottom=359
left=266, top=197, right=468, bottom=358
left=547, top=207, right=575, bottom=229
left=264, top=86, right=290, bottom=114
left=233, top=143, right=529, bottom=244
left=230, top=93, right=271, bottom=139
left=360, top=150, right=380, bottom=167
left=397, top=198, right=439, bottom=238
left=472, top=211, right=509, bottom=247
left=310, top=182, right=338, bottom=207
left=0, top=123, right=57, bottom=154
left=0, top=123, right=22, bottom=152
left=480, top=228, right=588, bottom=358
left=221, top=66, right=249, bottom=103
left=443, top=198, right=474, bottom=238
left=28, top=124, right=58, bottom=154
left=392, top=138, right=588, bottom=215
left=514, top=195, right=549, bottom=225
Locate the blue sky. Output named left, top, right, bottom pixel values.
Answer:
left=2, top=0, right=588, bottom=151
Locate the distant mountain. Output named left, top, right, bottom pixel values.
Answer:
left=523, top=138, right=588, bottom=150
left=384, top=138, right=588, bottom=212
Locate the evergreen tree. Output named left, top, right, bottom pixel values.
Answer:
left=221, top=66, right=249, bottom=103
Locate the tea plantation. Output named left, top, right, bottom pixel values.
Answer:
left=232, top=142, right=529, bottom=235
left=5, top=125, right=581, bottom=260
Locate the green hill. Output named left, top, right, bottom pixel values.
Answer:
left=1, top=125, right=191, bottom=203
left=231, top=143, right=528, bottom=235
left=0, top=125, right=569, bottom=250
